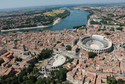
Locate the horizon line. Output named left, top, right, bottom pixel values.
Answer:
left=0, top=2, right=125, bottom=10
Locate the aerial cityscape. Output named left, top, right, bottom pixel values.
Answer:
left=0, top=0, right=125, bottom=84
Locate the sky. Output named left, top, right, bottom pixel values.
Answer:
left=0, top=0, right=125, bottom=9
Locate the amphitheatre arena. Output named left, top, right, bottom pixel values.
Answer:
left=77, top=35, right=112, bottom=53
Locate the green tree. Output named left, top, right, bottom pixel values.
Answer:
left=29, top=76, right=37, bottom=83
left=5, top=78, right=11, bottom=84
left=63, top=82, right=72, bottom=84
left=15, top=57, right=22, bottom=62
left=55, top=66, right=68, bottom=81
left=107, top=77, right=117, bottom=84
left=107, top=77, right=125, bottom=84
left=38, top=49, right=53, bottom=60
left=0, top=59, right=4, bottom=66
left=18, top=71, right=27, bottom=83
left=57, top=41, right=61, bottom=44
left=35, top=78, right=44, bottom=84
left=88, top=52, right=97, bottom=58
left=33, top=68, right=39, bottom=74
left=110, top=27, right=115, bottom=31
left=101, top=20, right=107, bottom=24
left=117, top=79, right=125, bottom=84
left=10, top=76, right=18, bottom=84
left=90, top=21, right=101, bottom=24
left=25, top=80, right=34, bottom=84
left=23, top=76, right=28, bottom=81
left=7, top=64, right=12, bottom=68
left=104, top=32, right=111, bottom=35
left=66, top=45, right=72, bottom=50
left=116, top=27, right=123, bottom=31
left=26, top=66, right=33, bottom=73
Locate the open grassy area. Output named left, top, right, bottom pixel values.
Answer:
left=43, top=9, right=65, bottom=17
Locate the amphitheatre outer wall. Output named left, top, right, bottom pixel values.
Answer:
left=77, top=35, right=112, bottom=54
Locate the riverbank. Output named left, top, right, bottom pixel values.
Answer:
left=83, top=10, right=94, bottom=25
left=1, top=18, right=62, bottom=32
left=53, top=18, right=61, bottom=25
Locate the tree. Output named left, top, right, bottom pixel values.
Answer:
left=117, top=79, right=125, bottom=84
left=26, top=66, right=33, bottom=73
left=98, top=29, right=106, bottom=31
left=18, top=71, right=27, bottom=83
left=116, top=27, right=123, bottom=31
left=108, top=14, right=114, bottom=17
left=29, top=76, right=37, bottom=83
left=7, top=64, right=12, bottom=68
left=54, top=66, right=68, bottom=81
left=0, top=59, right=4, bottom=66
left=33, top=68, right=39, bottom=74
left=107, top=77, right=125, bottom=84
left=57, top=41, right=61, bottom=44
left=104, top=32, right=111, bottom=35
left=38, top=49, right=53, bottom=60
left=101, top=20, right=107, bottom=24
left=5, top=78, right=12, bottom=84
left=110, top=27, right=115, bottom=31
left=10, top=76, right=18, bottom=84
left=15, top=57, right=22, bottom=62
left=88, top=52, right=97, bottom=58
left=66, top=45, right=72, bottom=50
left=90, top=21, right=101, bottom=24
left=35, top=78, right=44, bottom=84
left=23, top=76, right=28, bottom=81
left=107, top=77, right=117, bottom=84
left=25, top=80, right=34, bottom=84
left=63, top=82, right=72, bottom=84
left=0, top=75, right=19, bottom=84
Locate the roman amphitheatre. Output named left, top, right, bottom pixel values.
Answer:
left=77, top=35, right=112, bottom=53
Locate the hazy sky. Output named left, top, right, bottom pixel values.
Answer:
left=0, top=0, right=125, bottom=9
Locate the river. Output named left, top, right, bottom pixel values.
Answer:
left=1, top=8, right=90, bottom=33
left=43, top=8, right=90, bottom=31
